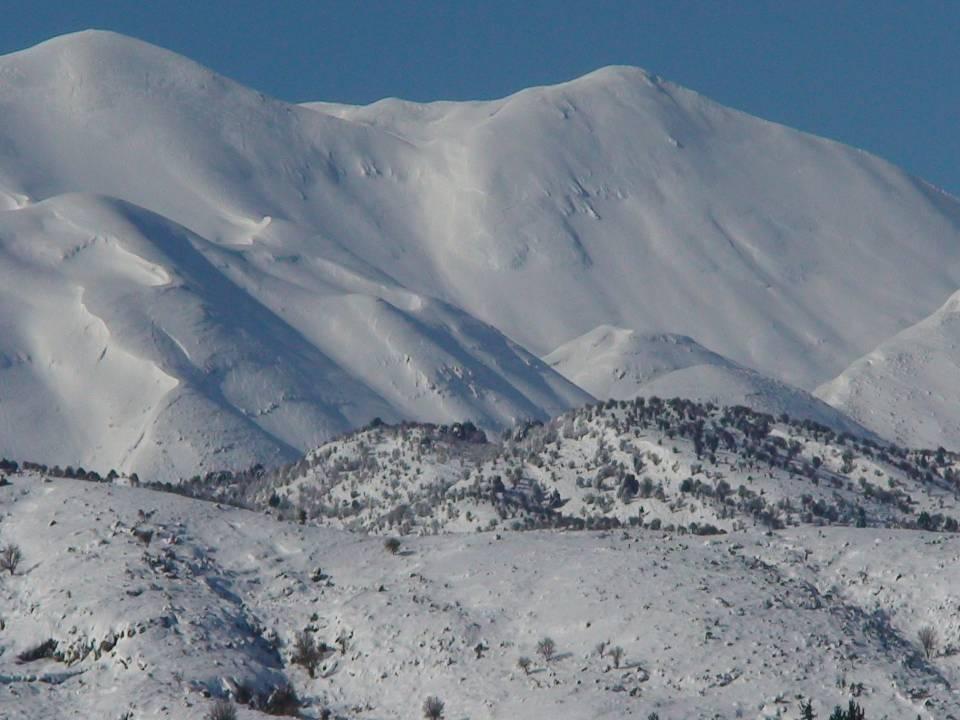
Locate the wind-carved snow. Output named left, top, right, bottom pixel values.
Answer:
left=3, top=29, right=960, bottom=477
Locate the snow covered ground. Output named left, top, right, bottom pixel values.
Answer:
left=1, top=470, right=958, bottom=719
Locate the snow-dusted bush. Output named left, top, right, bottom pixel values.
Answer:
left=336, top=630, right=350, bottom=655
left=918, top=625, right=939, bottom=659
left=16, top=638, right=57, bottom=663
left=829, top=700, right=867, bottom=719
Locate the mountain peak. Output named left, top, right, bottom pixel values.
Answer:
left=11, top=29, right=189, bottom=69
left=20, top=28, right=184, bottom=60
left=2, top=29, right=240, bottom=111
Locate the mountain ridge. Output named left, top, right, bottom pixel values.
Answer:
left=4, top=30, right=960, bottom=476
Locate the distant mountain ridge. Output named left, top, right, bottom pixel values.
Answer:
left=817, top=290, right=960, bottom=450
left=3, top=30, right=960, bottom=478
left=544, top=326, right=874, bottom=438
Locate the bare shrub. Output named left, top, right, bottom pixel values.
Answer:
left=423, top=695, right=445, bottom=720
left=262, top=682, right=300, bottom=716
left=536, top=636, right=556, bottom=662
left=517, top=656, right=532, bottom=674
left=610, top=645, right=624, bottom=668
left=384, top=537, right=402, bottom=554
left=918, top=625, right=939, bottom=659
left=0, top=543, right=22, bottom=575
left=291, top=629, right=323, bottom=677
left=132, top=528, right=154, bottom=547
left=206, top=699, right=237, bottom=720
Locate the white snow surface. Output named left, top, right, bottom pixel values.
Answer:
left=4, top=30, right=960, bottom=474
left=817, top=290, right=960, bottom=450
left=1, top=472, right=958, bottom=719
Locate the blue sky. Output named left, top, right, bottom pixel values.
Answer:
left=2, top=1, right=958, bottom=194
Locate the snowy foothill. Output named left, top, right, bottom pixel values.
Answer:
left=0, top=468, right=958, bottom=719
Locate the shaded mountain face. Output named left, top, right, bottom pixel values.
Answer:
left=0, top=194, right=588, bottom=481
left=2, top=30, right=960, bottom=477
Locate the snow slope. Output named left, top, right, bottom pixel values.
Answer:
left=816, top=290, right=960, bottom=450
left=308, top=70, right=960, bottom=389
left=1, top=472, right=957, bottom=719
left=4, top=30, right=960, bottom=474
left=545, top=326, right=736, bottom=395
left=0, top=194, right=587, bottom=482
left=546, top=326, right=870, bottom=436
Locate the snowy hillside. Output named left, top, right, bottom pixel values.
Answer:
left=545, top=327, right=869, bottom=435
left=4, top=30, right=960, bottom=473
left=308, top=69, right=960, bottom=389
left=2, top=467, right=959, bottom=719
left=165, top=399, right=960, bottom=539
left=817, top=290, right=960, bottom=451
left=545, top=327, right=737, bottom=396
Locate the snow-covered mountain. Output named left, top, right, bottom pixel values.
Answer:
left=816, top=290, right=960, bottom=450
left=0, top=194, right=588, bottom=481
left=4, top=29, right=960, bottom=476
left=545, top=326, right=870, bottom=435
left=545, top=326, right=736, bottom=394
left=7, top=29, right=960, bottom=720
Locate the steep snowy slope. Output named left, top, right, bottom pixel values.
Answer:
left=3, top=30, right=960, bottom=476
left=5, top=30, right=960, bottom=386
left=0, top=194, right=588, bottom=481
left=816, top=290, right=960, bottom=450
left=309, top=73, right=960, bottom=389
left=546, top=326, right=871, bottom=435
left=1, top=472, right=957, bottom=719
